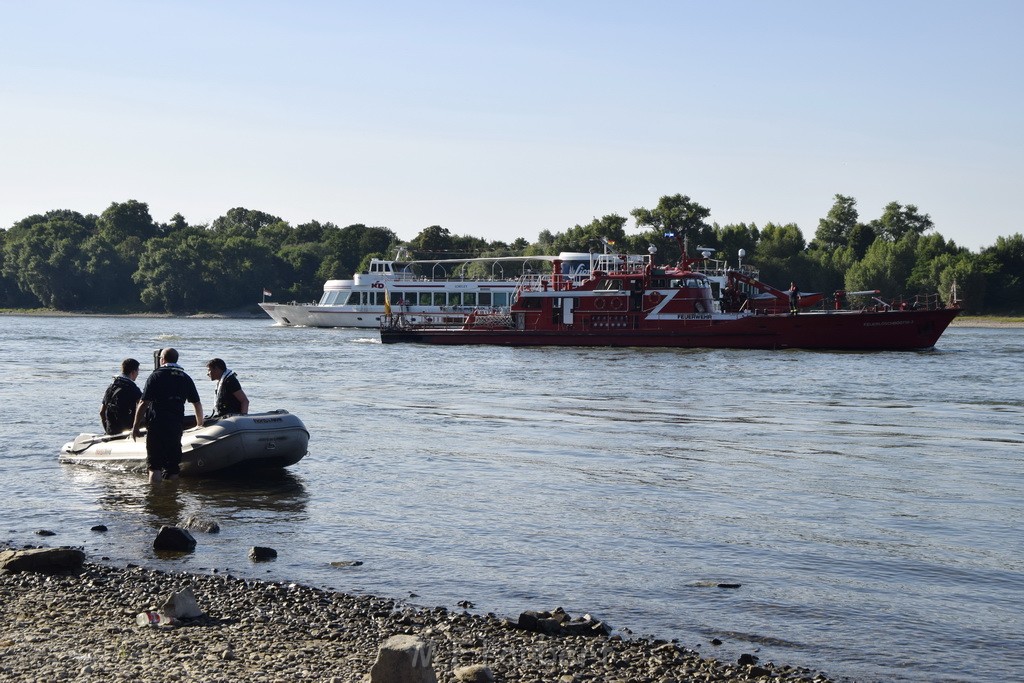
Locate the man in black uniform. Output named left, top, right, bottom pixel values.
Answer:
left=205, top=358, right=250, bottom=416
left=131, top=348, right=204, bottom=484
left=100, top=358, right=142, bottom=434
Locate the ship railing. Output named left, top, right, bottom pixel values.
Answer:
left=464, top=311, right=515, bottom=330
left=514, top=272, right=587, bottom=294
left=690, top=259, right=759, bottom=279
left=379, top=313, right=465, bottom=331
left=390, top=271, right=522, bottom=283
left=827, top=290, right=951, bottom=313
left=886, top=292, right=948, bottom=311
left=588, top=252, right=651, bottom=275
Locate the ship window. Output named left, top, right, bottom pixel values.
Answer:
left=433, top=292, right=445, bottom=306
left=597, top=280, right=621, bottom=291
left=478, top=292, right=492, bottom=306
left=519, top=297, right=542, bottom=309
left=492, top=292, right=508, bottom=307
left=419, top=292, right=432, bottom=306
left=463, top=292, right=477, bottom=306
left=448, top=293, right=462, bottom=306
left=373, top=292, right=385, bottom=305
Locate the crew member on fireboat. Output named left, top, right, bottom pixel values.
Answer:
left=789, top=282, right=801, bottom=315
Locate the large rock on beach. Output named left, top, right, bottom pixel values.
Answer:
left=454, top=664, right=494, bottom=682
left=368, top=634, right=438, bottom=683
left=0, top=547, right=85, bottom=573
left=182, top=515, right=221, bottom=533
left=153, top=526, right=197, bottom=552
left=517, top=607, right=611, bottom=637
left=249, top=546, right=278, bottom=561
left=160, top=586, right=204, bottom=619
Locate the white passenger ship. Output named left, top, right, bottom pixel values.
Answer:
left=260, top=253, right=583, bottom=328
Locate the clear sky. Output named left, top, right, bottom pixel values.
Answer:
left=2, top=1, right=1021, bottom=252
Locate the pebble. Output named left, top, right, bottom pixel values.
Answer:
left=0, top=561, right=835, bottom=683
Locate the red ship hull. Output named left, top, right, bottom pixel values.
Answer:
left=380, top=307, right=960, bottom=350
left=380, top=247, right=961, bottom=351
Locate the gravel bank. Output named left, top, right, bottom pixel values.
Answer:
left=1, top=559, right=836, bottom=683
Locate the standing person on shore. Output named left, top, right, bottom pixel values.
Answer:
left=99, top=358, right=142, bottom=435
left=205, top=358, right=250, bottom=417
left=131, top=348, right=204, bottom=484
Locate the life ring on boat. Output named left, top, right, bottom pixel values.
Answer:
left=425, top=317, right=434, bottom=323
left=649, top=291, right=661, bottom=304
left=694, top=301, right=706, bottom=313
left=595, top=298, right=606, bottom=310
left=610, top=297, right=623, bottom=310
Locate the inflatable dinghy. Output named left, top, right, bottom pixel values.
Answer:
left=60, top=410, right=309, bottom=476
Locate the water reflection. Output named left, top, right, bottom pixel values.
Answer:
left=184, top=470, right=310, bottom=514
left=142, top=483, right=186, bottom=527
left=62, top=464, right=310, bottom=523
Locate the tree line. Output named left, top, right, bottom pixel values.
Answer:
left=1, top=195, right=1021, bottom=314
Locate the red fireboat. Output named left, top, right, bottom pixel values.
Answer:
left=379, top=242, right=960, bottom=351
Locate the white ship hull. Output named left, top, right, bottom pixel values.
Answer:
left=260, top=302, right=479, bottom=328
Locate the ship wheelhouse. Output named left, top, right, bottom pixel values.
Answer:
left=508, top=265, right=718, bottom=332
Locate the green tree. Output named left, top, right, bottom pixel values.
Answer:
left=317, top=224, right=398, bottom=281
left=750, top=223, right=810, bottom=285
left=410, top=225, right=454, bottom=256
left=210, top=207, right=284, bottom=239
left=549, top=214, right=629, bottom=255
left=939, top=252, right=987, bottom=311
left=210, top=236, right=277, bottom=309
left=75, top=235, right=125, bottom=308
left=979, top=233, right=1024, bottom=313
left=254, top=220, right=296, bottom=254
left=631, top=194, right=712, bottom=262
left=870, top=202, right=934, bottom=242
left=905, top=233, right=965, bottom=294
left=133, top=231, right=212, bottom=312
left=807, top=244, right=857, bottom=293
left=713, top=223, right=759, bottom=263
left=811, top=194, right=859, bottom=251
left=97, top=200, right=157, bottom=247
left=275, top=243, right=327, bottom=301
left=2, top=213, right=95, bottom=308
left=844, top=235, right=918, bottom=297
left=847, top=223, right=876, bottom=260
left=95, top=200, right=158, bottom=305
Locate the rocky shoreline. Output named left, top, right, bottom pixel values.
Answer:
left=1, top=553, right=837, bottom=683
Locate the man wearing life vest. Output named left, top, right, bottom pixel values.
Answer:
left=131, top=348, right=204, bottom=484
left=205, top=358, right=250, bottom=417
left=100, top=358, right=142, bottom=434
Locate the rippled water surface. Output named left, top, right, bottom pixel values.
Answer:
left=2, top=315, right=1022, bottom=682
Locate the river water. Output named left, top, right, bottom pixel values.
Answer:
left=1, top=315, right=1021, bottom=682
